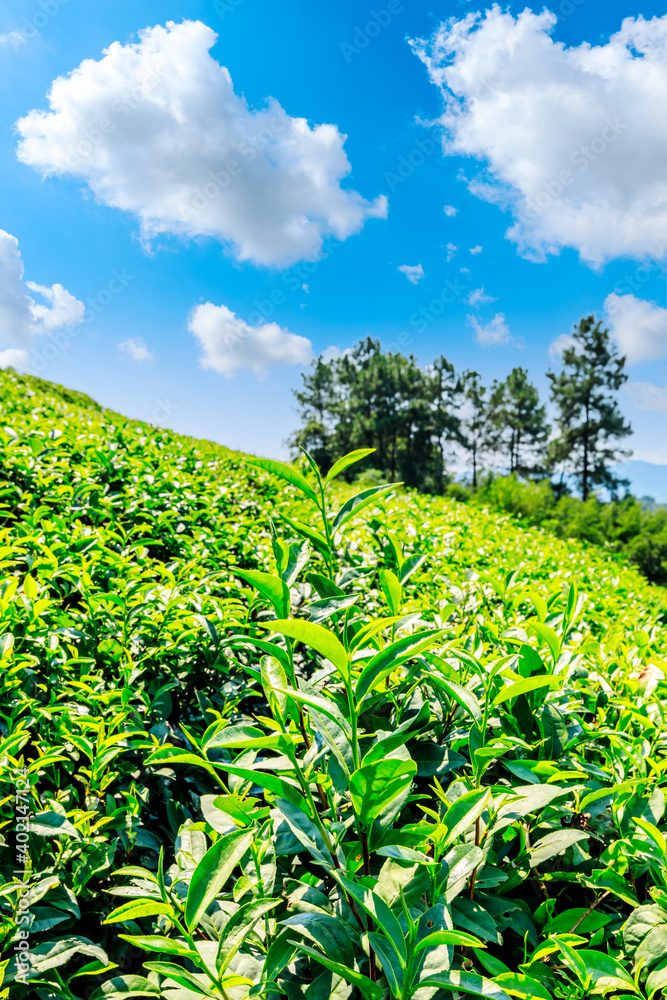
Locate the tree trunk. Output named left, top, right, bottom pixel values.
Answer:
left=582, top=401, right=590, bottom=500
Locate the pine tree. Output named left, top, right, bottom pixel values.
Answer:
left=461, top=370, right=491, bottom=487
left=291, top=357, right=337, bottom=472
left=548, top=315, right=632, bottom=500
left=488, top=367, right=549, bottom=477
left=291, top=340, right=463, bottom=490
left=428, top=356, right=464, bottom=490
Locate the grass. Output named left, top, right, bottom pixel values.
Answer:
left=1, top=368, right=666, bottom=1000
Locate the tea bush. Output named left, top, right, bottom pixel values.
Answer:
left=1, top=369, right=666, bottom=1000
left=460, top=475, right=667, bottom=587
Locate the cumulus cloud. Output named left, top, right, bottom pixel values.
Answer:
left=467, top=312, right=511, bottom=346
left=604, top=293, right=666, bottom=364
left=467, top=286, right=496, bottom=307
left=446, top=243, right=458, bottom=262
left=188, top=302, right=313, bottom=376
left=443, top=204, right=457, bottom=216
left=0, top=229, right=84, bottom=357
left=16, top=20, right=387, bottom=268
left=624, top=381, right=667, bottom=415
left=469, top=245, right=482, bottom=255
left=25, top=281, right=84, bottom=331
left=120, top=337, right=155, bottom=363
left=413, top=8, right=667, bottom=266
left=398, top=263, right=425, bottom=284
left=0, top=349, right=30, bottom=370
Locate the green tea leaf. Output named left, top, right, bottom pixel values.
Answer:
left=325, top=448, right=376, bottom=484
left=529, top=830, right=589, bottom=866
left=118, top=935, right=198, bottom=959
left=349, top=758, right=417, bottom=827
left=419, top=970, right=512, bottom=999
left=261, top=654, right=289, bottom=721
left=356, top=629, right=445, bottom=704
left=379, top=568, right=402, bottom=615
left=415, top=930, right=486, bottom=953
left=184, top=828, right=254, bottom=930
left=217, top=898, right=280, bottom=973
left=235, top=569, right=290, bottom=619
left=89, top=976, right=160, bottom=999
left=104, top=900, right=174, bottom=924
left=274, top=798, right=334, bottom=867
left=491, top=973, right=553, bottom=1000
left=247, top=457, right=318, bottom=504
left=429, top=673, right=482, bottom=722
left=212, top=763, right=303, bottom=806
left=493, top=675, right=561, bottom=706
left=332, top=483, right=397, bottom=531
left=280, top=513, right=329, bottom=553
left=442, top=789, right=491, bottom=850
left=266, top=619, right=348, bottom=674
left=291, top=941, right=382, bottom=1000
left=367, top=931, right=405, bottom=996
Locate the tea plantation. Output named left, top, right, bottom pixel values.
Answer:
left=1, top=368, right=666, bottom=1000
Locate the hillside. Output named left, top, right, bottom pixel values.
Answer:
left=1, top=368, right=667, bottom=1000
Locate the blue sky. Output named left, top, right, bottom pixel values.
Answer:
left=0, top=0, right=665, bottom=467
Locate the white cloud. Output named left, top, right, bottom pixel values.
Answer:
left=398, top=263, right=425, bottom=284
left=446, top=243, right=458, bottom=262
left=467, top=311, right=511, bottom=346
left=0, top=229, right=84, bottom=354
left=548, top=333, right=574, bottom=361
left=624, top=381, right=667, bottom=415
left=631, top=446, right=667, bottom=465
left=0, top=31, right=27, bottom=49
left=188, top=302, right=313, bottom=376
left=119, top=337, right=155, bottom=363
left=469, top=245, right=482, bottom=255
left=16, top=21, right=386, bottom=268
left=443, top=204, right=457, bottom=216
left=25, top=281, right=84, bottom=331
left=0, top=348, right=30, bottom=370
left=604, top=293, right=666, bottom=364
left=467, top=286, right=496, bottom=306
left=413, top=8, right=667, bottom=266
left=321, top=345, right=352, bottom=363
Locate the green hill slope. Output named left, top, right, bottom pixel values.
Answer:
left=1, top=369, right=666, bottom=1000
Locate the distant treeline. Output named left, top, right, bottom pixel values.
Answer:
left=292, top=314, right=631, bottom=499
left=292, top=314, right=667, bottom=586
